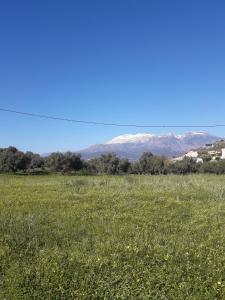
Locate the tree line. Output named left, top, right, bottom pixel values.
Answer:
left=1, top=146, right=225, bottom=175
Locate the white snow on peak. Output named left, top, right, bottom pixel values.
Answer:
left=106, top=133, right=155, bottom=144
left=106, top=132, right=208, bottom=144
left=186, top=131, right=206, bottom=136
left=175, top=132, right=207, bottom=139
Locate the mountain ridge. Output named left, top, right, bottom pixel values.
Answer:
left=78, top=132, right=221, bottom=160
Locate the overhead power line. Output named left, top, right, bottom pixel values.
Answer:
left=0, top=107, right=225, bottom=128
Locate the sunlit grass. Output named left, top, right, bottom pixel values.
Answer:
left=1, top=174, right=225, bottom=299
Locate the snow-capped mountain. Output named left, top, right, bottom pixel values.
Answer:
left=106, top=132, right=207, bottom=144
left=106, top=133, right=156, bottom=144
left=78, top=132, right=221, bottom=160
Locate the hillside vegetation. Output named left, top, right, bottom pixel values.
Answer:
left=1, top=174, right=225, bottom=299
left=1, top=146, right=225, bottom=175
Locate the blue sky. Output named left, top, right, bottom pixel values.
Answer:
left=0, top=0, right=225, bottom=153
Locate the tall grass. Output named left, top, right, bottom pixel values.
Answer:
left=1, top=174, right=225, bottom=299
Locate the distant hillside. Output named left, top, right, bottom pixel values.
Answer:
left=78, top=132, right=221, bottom=160
left=172, top=139, right=225, bottom=163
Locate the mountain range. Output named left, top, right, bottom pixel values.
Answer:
left=78, top=132, right=221, bottom=160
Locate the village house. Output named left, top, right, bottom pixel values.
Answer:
left=172, top=142, right=225, bottom=163
left=222, top=148, right=225, bottom=159
left=205, top=143, right=213, bottom=149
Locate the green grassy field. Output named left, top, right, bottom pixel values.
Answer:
left=1, top=174, right=225, bottom=299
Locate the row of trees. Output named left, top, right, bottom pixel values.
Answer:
left=1, top=146, right=225, bottom=175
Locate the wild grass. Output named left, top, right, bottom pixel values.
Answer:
left=1, top=174, right=225, bottom=299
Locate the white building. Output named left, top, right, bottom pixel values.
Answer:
left=196, top=158, right=203, bottom=163
left=172, top=151, right=199, bottom=162
left=222, top=148, right=225, bottom=159
left=185, top=151, right=198, bottom=158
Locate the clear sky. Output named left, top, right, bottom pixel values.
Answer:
left=0, top=0, right=225, bottom=153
